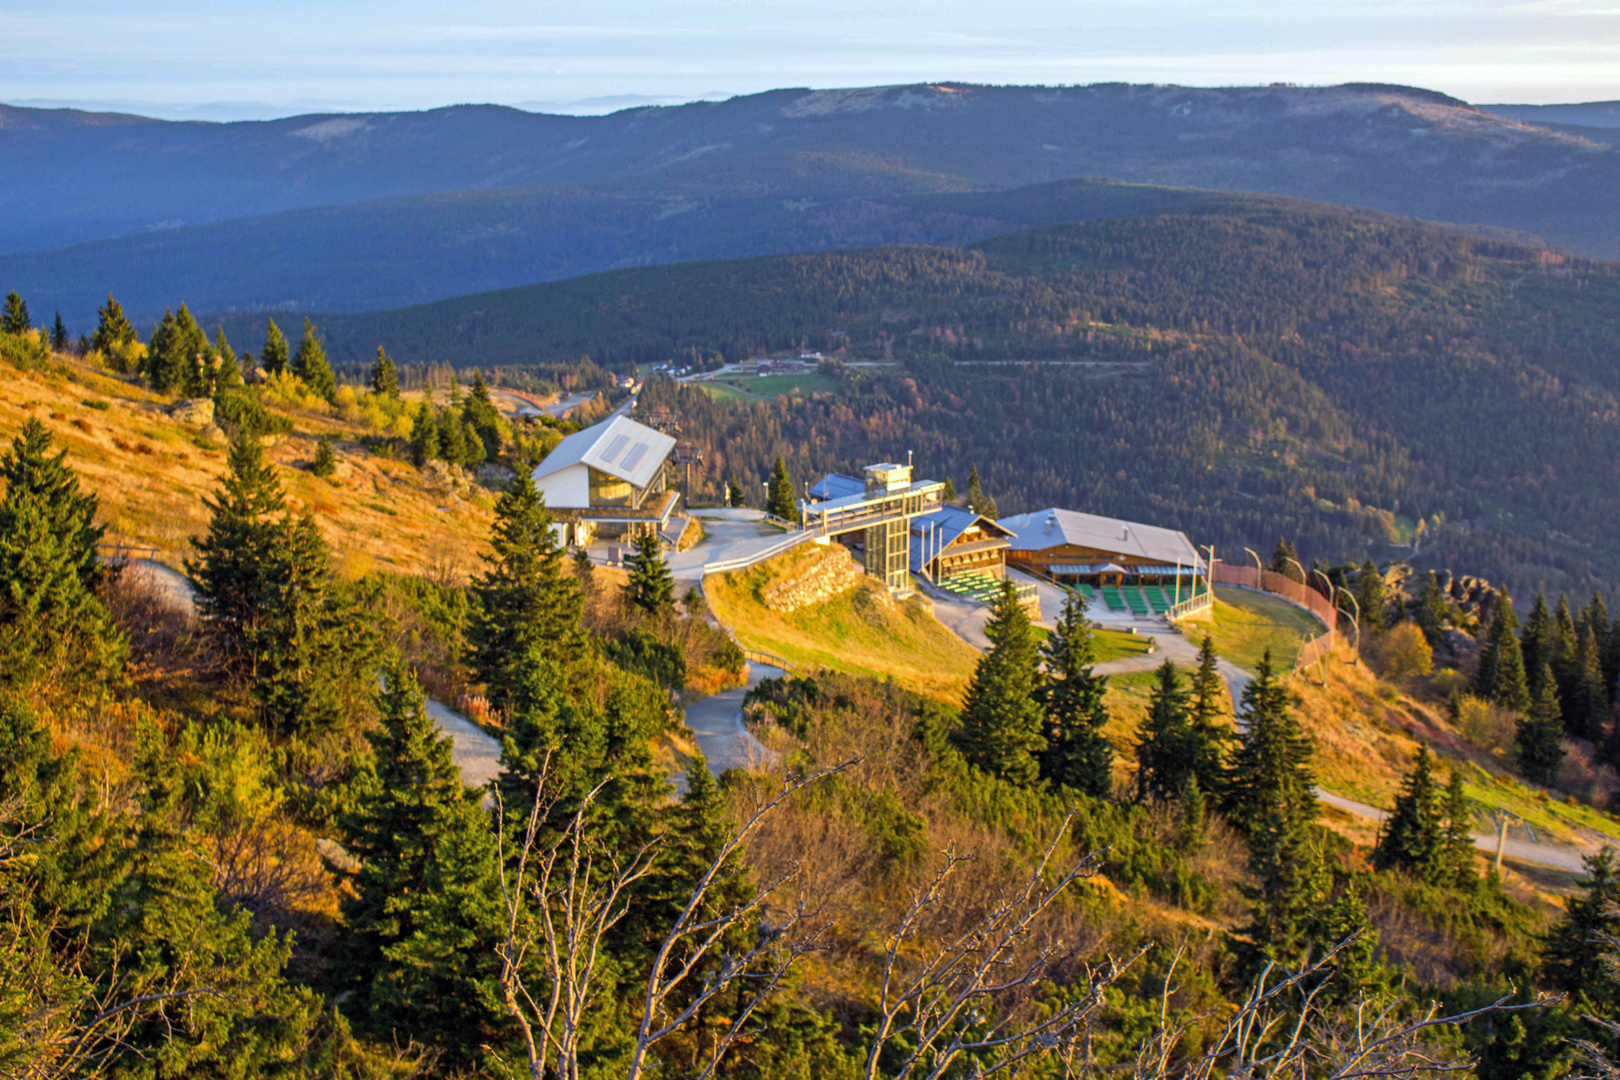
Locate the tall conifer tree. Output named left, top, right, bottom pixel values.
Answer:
left=624, top=530, right=675, bottom=616
left=1415, top=572, right=1449, bottom=647
left=765, top=456, right=797, bottom=521
left=1516, top=664, right=1566, bottom=786
left=1036, top=589, right=1112, bottom=797
left=369, top=345, right=400, bottom=398
left=260, top=319, right=290, bottom=376
left=1478, top=595, right=1530, bottom=713
left=1188, top=635, right=1233, bottom=795
left=1135, top=660, right=1196, bottom=802
left=955, top=581, right=1046, bottom=786
left=1, top=292, right=30, bottom=334
left=409, top=401, right=441, bottom=466
left=1522, top=592, right=1553, bottom=693
left=291, top=318, right=337, bottom=403
left=50, top=312, right=68, bottom=352
left=1373, top=745, right=1445, bottom=879
left=90, top=293, right=137, bottom=354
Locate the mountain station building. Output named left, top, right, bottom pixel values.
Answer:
left=908, top=505, right=1012, bottom=581
left=529, top=414, right=679, bottom=546
left=996, top=507, right=1204, bottom=589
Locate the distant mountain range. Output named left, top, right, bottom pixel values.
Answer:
left=4, top=82, right=1619, bottom=325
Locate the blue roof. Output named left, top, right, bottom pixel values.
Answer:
left=909, top=506, right=1010, bottom=571
left=809, top=472, right=865, bottom=501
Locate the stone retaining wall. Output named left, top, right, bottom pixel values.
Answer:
left=763, top=547, right=864, bottom=613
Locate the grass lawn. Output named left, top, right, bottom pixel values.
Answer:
left=1180, top=586, right=1324, bottom=673
left=697, top=382, right=755, bottom=404
left=726, top=372, right=843, bottom=398
left=1093, top=627, right=1154, bottom=664
left=704, top=545, right=980, bottom=703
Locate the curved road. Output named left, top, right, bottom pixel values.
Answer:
left=682, top=662, right=779, bottom=773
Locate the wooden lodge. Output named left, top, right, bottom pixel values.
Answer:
left=996, top=507, right=1203, bottom=588
left=909, top=505, right=1012, bottom=580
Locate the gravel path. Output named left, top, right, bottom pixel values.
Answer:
left=1317, top=789, right=1592, bottom=873
left=683, top=662, right=778, bottom=773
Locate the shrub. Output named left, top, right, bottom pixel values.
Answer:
left=214, top=389, right=293, bottom=438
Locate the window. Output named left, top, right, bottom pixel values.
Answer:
left=588, top=467, right=635, bottom=507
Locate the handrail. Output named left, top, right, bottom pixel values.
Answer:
left=699, top=530, right=816, bottom=575
left=691, top=576, right=801, bottom=676
left=1166, top=589, right=1214, bottom=620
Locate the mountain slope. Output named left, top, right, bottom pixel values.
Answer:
left=216, top=194, right=1620, bottom=594
left=5, top=81, right=1619, bottom=321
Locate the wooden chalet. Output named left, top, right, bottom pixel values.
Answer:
left=996, top=508, right=1203, bottom=587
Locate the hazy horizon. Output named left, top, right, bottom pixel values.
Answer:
left=4, top=0, right=1619, bottom=122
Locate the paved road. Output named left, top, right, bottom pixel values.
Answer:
left=128, top=558, right=198, bottom=611
left=425, top=697, right=504, bottom=790
left=683, top=662, right=779, bottom=773
left=667, top=508, right=798, bottom=583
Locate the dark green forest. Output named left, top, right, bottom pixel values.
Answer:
left=218, top=196, right=1620, bottom=595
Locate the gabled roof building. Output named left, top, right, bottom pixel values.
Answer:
left=996, top=507, right=1203, bottom=586
left=909, top=506, right=1012, bottom=580
left=529, top=414, right=679, bottom=543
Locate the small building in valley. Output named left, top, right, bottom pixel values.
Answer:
left=997, top=507, right=1203, bottom=589
left=909, top=505, right=1012, bottom=581
left=529, top=414, right=679, bottom=545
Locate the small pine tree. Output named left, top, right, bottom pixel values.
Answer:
left=260, top=319, right=290, bottom=376
left=214, top=327, right=244, bottom=388
left=1187, top=635, right=1233, bottom=796
left=1571, top=625, right=1609, bottom=741
left=941, top=476, right=957, bottom=502
left=1440, top=769, right=1478, bottom=888
left=336, top=659, right=507, bottom=1062
left=463, top=372, right=503, bottom=460
left=1478, top=595, right=1530, bottom=713
left=623, top=530, right=675, bottom=616
left=1036, top=588, right=1112, bottom=797
left=466, top=473, right=585, bottom=721
left=1549, top=594, right=1580, bottom=714
left=1542, top=848, right=1620, bottom=1002
left=965, top=464, right=985, bottom=513
left=368, top=345, right=400, bottom=398
left=1269, top=538, right=1303, bottom=582
left=1, top=292, right=30, bottom=334
left=1414, top=572, right=1449, bottom=647
left=1522, top=592, right=1553, bottom=690
left=1355, top=558, right=1387, bottom=632
left=311, top=436, right=337, bottom=479
left=186, top=432, right=289, bottom=666
left=954, top=581, right=1046, bottom=785
left=409, top=401, right=441, bottom=467
left=50, top=312, right=68, bottom=352
left=727, top=474, right=745, bottom=507
left=765, top=456, right=798, bottom=521
left=1135, top=660, right=1197, bottom=802
left=1373, top=745, right=1445, bottom=879
left=291, top=318, right=337, bottom=403
left=90, top=293, right=137, bottom=353
left=438, top=407, right=470, bottom=465
left=1516, top=663, right=1566, bottom=786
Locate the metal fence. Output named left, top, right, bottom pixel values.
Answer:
left=1211, top=564, right=1348, bottom=673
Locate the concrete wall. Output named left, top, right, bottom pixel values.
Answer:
left=534, top=463, right=589, bottom=508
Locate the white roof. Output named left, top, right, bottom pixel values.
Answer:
left=997, top=508, right=1204, bottom=569
left=530, top=414, right=675, bottom=490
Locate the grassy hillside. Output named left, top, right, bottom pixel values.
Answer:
left=0, top=351, right=497, bottom=579
left=703, top=543, right=981, bottom=702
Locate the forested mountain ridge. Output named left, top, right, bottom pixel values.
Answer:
left=6, top=80, right=1619, bottom=321
left=215, top=194, right=1620, bottom=595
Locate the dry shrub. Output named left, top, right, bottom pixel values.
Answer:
left=1455, top=694, right=1517, bottom=755
left=1364, top=883, right=1510, bottom=988
left=1557, top=738, right=1620, bottom=807
left=102, top=561, right=201, bottom=669
left=1369, top=622, right=1433, bottom=683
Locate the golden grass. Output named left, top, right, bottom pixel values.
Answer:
left=704, top=544, right=981, bottom=703
left=0, top=356, right=494, bottom=581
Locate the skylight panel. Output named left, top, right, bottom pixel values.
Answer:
left=622, top=443, right=649, bottom=470
left=601, top=434, right=631, bottom=463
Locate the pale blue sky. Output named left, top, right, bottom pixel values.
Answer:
left=5, top=0, right=1618, bottom=119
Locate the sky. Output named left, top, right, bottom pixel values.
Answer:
left=4, top=0, right=1619, bottom=120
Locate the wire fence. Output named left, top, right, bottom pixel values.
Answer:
left=1211, top=564, right=1351, bottom=674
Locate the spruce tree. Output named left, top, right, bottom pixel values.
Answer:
left=467, top=472, right=585, bottom=721
left=1440, top=770, right=1478, bottom=888
left=439, top=407, right=470, bottom=465
left=50, top=312, right=68, bottom=352
left=954, top=581, right=1046, bottom=786
left=0, top=420, right=125, bottom=692
left=90, top=293, right=136, bottom=353
left=1135, top=660, right=1196, bottom=802
left=260, top=318, right=290, bottom=376
left=1571, top=625, right=1608, bottom=741
left=1516, top=664, right=1566, bottom=786
left=464, top=371, right=503, bottom=460
left=1522, top=592, right=1552, bottom=692
left=187, top=433, right=289, bottom=666
left=1550, top=594, right=1580, bottom=715
left=409, top=402, right=441, bottom=467
left=765, top=455, right=798, bottom=521
left=1355, top=559, right=1387, bottom=632
left=143, top=308, right=181, bottom=391
left=1415, top=571, right=1449, bottom=647
left=965, top=464, right=986, bottom=513
left=214, top=327, right=244, bottom=388
left=623, top=529, right=675, bottom=616
left=1373, top=745, right=1445, bottom=879
left=1188, top=634, right=1233, bottom=795
left=1, top=292, right=30, bottom=334
left=1036, top=588, right=1112, bottom=797
left=1269, top=538, right=1303, bottom=582
left=292, top=318, right=337, bottom=403
left=311, top=436, right=337, bottom=479
left=941, top=476, right=957, bottom=502
left=1542, top=848, right=1620, bottom=1004
left=369, top=345, right=400, bottom=398
left=1478, top=595, right=1530, bottom=713
left=727, top=475, right=745, bottom=508
left=337, top=659, right=507, bottom=1063
left=1224, top=654, right=1321, bottom=962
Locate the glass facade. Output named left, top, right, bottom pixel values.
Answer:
left=865, top=517, right=912, bottom=594
left=588, top=466, right=635, bottom=507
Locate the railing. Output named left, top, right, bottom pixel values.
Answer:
left=97, top=541, right=160, bottom=562
left=691, top=577, right=802, bottom=676
left=1167, top=589, right=1214, bottom=620
left=699, top=530, right=817, bottom=575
